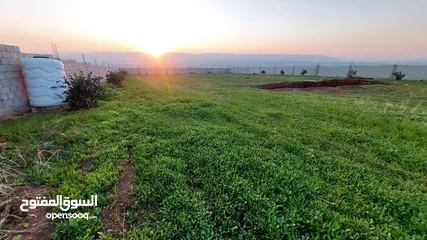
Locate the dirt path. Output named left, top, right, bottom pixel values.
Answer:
left=99, top=159, right=136, bottom=238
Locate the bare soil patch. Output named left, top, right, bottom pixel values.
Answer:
left=99, top=160, right=136, bottom=238
left=81, top=156, right=94, bottom=173
left=1, top=186, right=53, bottom=240
left=258, top=77, right=389, bottom=92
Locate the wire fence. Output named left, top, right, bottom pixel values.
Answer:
left=62, top=55, right=119, bottom=79
left=120, top=64, right=427, bottom=80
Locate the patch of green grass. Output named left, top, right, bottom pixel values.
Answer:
left=1, top=74, right=427, bottom=239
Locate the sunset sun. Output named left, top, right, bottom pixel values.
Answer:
left=141, top=41, right=169, bottom=57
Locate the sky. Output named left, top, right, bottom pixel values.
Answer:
left=1, top=0, right=426, bottom=61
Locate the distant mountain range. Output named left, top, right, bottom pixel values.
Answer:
left=59, top=52, right=427, bottom=67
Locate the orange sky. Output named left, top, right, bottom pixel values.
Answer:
left=1, top=0, right=426, bottom=61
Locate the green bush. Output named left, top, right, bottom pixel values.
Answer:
left=101, top=83, right=119, bottom=100
left=261, top=70, right=266, bottom=75
left=347, top=69, right=358, bottom=78
left=392, top=71, right=406, bottom=80
left=62, top=71, right=105, bottom=110
left=106, top=71, right=126, bottom=87
left=280, top=69, right=285, bottom=76
left=300, top=69, right=308, bottom=76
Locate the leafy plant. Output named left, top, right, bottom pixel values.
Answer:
left=392, top=71, right=406, bottom=80
left=62, top=71, right=105, bottom=110
left=347, top=69, right=358, bottom=78
left=280, top=70, right=285, bottom=76
left=261, top=70, right=266, bottom=75
left=106, top=71, right=126, bottom=87
left=119, top=69, right=128, bottom=76
left=300, top=69, right=308, bottom=76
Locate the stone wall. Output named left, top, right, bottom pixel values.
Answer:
left=0, top=43, right=117, bottom=120
left=0, top=64, right=29, bottom=118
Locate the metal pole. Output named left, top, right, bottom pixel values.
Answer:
left=274, top=65, right=276, bottom=75
left=237, top=66, right=239, bottom=74
left=82, top=54, right=88, bottom=73
left=94, top=58, right=99, bottom=76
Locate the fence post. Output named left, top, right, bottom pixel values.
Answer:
left=292, top=65, right=295, bottom=75
left=390, top=64, right=398, bottom=79
left=82, top=54, right=88, bottom=73
left=94, top=59, right=99, bottom=76
left=247, top=66, right=249, bottom=74
left=259, top=66, right=261, bottom=74
left=315, top=64, right=320, bottom=77
left=274, top=65, right=276, bottom=75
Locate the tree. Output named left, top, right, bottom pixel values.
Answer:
left=300, top=69, right=308, bottom=76
left=261, top=70, right=266, bottom=75
left=392, top=71, right=405, bottom=80
left=347, top=69, right=358, bottom=78
left=280, top=69, right=285, bottom=76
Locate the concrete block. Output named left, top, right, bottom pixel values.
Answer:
left=5, top=45, right=16, bottom=52
left=5, top=71, right=20, bottom=78
left=6, top=92, right=16, bottom=100
left=10, top=52, right=18, bottom=58
left=9, top=58, right=21, bottom=65
left=3, top=65, right=20, bottom=72
left=13, top=46, right=20, bottom=52
left=0, top=87, right=11, bottom=94
left=0, top=80, right=10, bottom=88
left=4, top=99, right=13, bottom=107
left=2, top=51, right=11, bottom=58
left=0, top=72, right=5, bottom=80
left=0, top=58, right=10, bottom=65
left=0, top=45, right=6, bottom=51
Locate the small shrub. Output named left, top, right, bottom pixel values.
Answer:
left=392, top=71, right=405, bottom=80
left=62, top=71, right=105, bottom=110
left=261, top=70, right=266, bottom=75
left=106, top=71, right=125, bottom=87
left=101, top=83, right=119, bottom=100
left=347, top=69, right=358, bottom=78
left=280, top=69, right=285, bottom=76
left=119, top=69, right=128, bottom=76
left=300, top=69, right=308, bottom=76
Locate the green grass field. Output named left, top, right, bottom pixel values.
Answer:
left=1, top=74, right=427, bottom=239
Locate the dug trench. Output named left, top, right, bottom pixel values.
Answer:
left=98, top=159, right=136, bottom=238
left=258, top=77, right=391, bottom=92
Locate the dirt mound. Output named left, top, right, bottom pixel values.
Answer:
left=258, top=77, right=388, bottom=90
